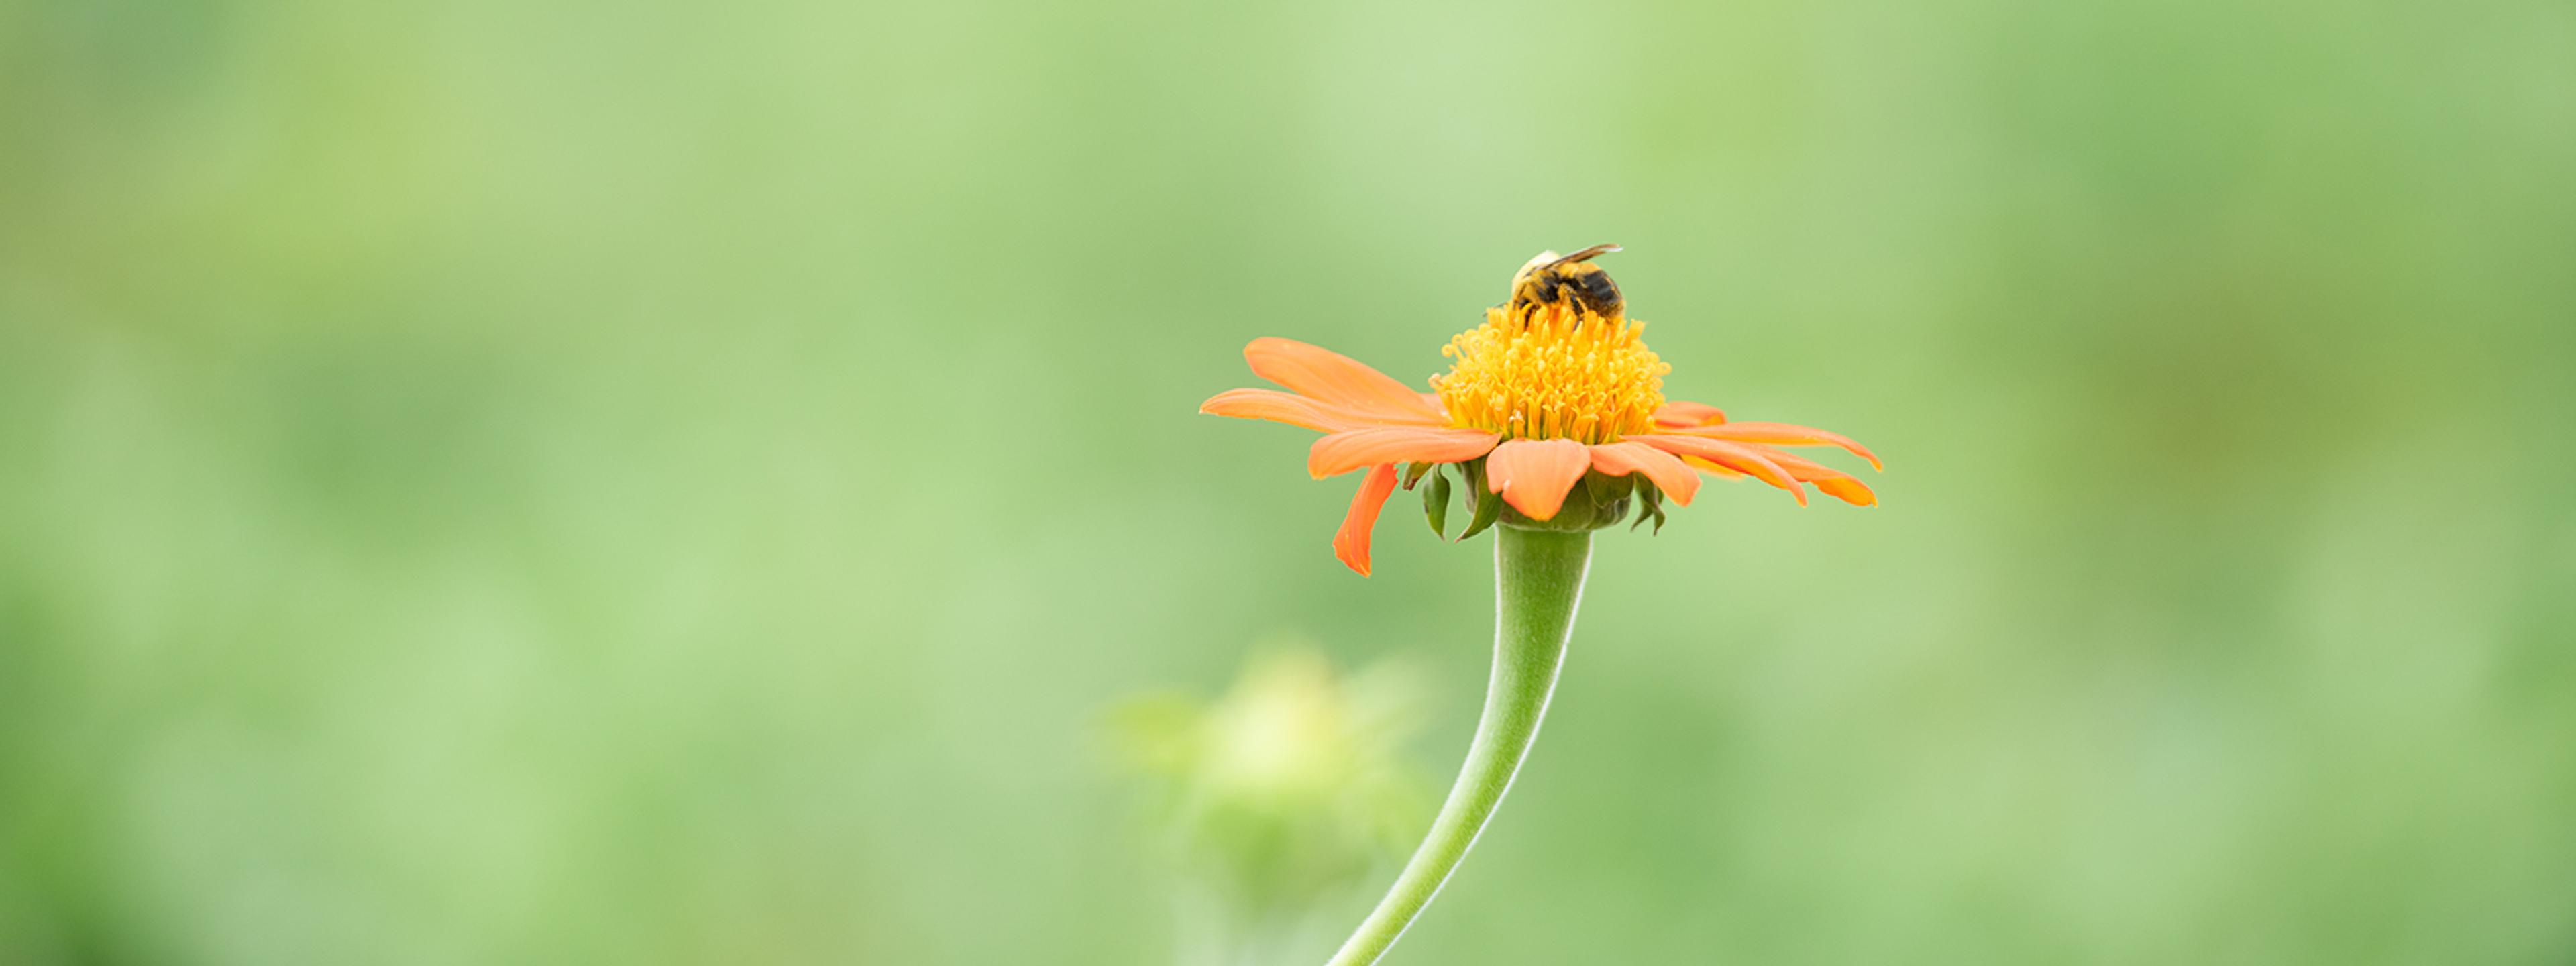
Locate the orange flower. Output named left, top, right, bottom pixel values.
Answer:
left=1201, top=248, right=1880, bottom=576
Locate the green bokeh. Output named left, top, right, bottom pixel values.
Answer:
left=3, top=0, right=2571, bottom=961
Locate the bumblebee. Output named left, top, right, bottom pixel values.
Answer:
left=1507, top=244, right=1624, bottom=321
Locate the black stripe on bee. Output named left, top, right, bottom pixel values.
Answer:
left=1572, top=271, right=1621, bottom=315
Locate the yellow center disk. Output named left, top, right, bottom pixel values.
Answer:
left=1432, top=302, right=1670, bottom=445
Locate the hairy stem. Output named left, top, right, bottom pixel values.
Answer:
left=1326, top=527, right=1592, bottom=966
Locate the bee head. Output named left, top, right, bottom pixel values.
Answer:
left=1508, top=244, right=1625, bottom=321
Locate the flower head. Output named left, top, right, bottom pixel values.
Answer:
left=1201, top=247, right=1881, bottom=575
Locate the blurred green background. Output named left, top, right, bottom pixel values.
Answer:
left=5, top=0, right=2573, bottom=961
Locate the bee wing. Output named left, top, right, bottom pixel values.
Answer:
left=1547, top=244, right=1622, bottom=268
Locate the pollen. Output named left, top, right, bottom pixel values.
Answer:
left=1432, top=302, right=1670, bottom=445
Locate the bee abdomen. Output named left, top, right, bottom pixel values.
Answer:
left=1571, top=271, right=1622, bottom=317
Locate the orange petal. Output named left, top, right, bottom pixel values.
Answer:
left=1653, top=400, right=1727, bottom=428
left=1199, top=388, right=1440, bottom=433
left=1676, top=455, right=1748, bottom=480
left=1586, top=441, right=1702, bottom=506
left=1308, top=426, right=1499, bottom=478
left=1485, top=438, right=1592, bottom=521
left=1245, top=338, right=1446, bottom=423
left=1680, top=421, right=1881, bottom=471
left=1759, top=448, right=1878, bottom=506
left=1631, top=434, right=1808, bottom=506
left=1332, top=464, right=1401, bottom=576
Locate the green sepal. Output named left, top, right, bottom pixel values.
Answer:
left=1424, top=468, right=1452, bottom=537
left=1456, top=459, right=1503, bottom=541
left=1584, top=471, right=1633, bottom=507
left=1630, top=479, right=1667, bottom=534
left=1402, top=461, right=1435, bottom=491
left=1460, top=489, right=1504, bottom=541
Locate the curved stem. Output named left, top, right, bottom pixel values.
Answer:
left=1327, top=527, right=1593, bottom=966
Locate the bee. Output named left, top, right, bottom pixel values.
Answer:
left=1507, top=244, right=1624, bottom=321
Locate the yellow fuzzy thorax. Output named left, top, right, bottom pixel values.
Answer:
left=1432, top=302, right=1670, bottom=445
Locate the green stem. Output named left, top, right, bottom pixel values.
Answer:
left=1327, top=527, right=1593, bottom=966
